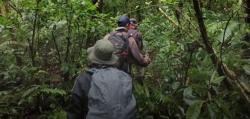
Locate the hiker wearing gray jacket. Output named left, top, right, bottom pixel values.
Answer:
left=67, top=39, right=136, bottom=119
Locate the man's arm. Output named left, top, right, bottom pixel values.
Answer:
left=67, top=73, right=91, bottom=119
left=128, top=37, right=149, bottom=67
left=137, top=31, right=143, bottom=50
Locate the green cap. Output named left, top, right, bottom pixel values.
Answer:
left=87, top=39, right=118, bottom=65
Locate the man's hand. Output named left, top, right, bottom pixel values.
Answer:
left=143, top=53, right=151, bottom=64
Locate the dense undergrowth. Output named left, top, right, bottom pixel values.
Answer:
left=0, top=0, right=250, bottom=119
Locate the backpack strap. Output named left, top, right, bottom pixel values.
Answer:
left=86, top=68, right=99, bottom=76
left=110, top=31, right=128, bottom=42
left=86, top=66, right=113, bottom=75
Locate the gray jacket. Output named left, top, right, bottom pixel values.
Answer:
left=67, top=67, right=136, bottom=119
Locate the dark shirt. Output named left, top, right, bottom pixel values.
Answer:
left=128, top=29, right=143, bottom=50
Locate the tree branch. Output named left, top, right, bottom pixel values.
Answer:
left=52, top=25, right=62, bottom=65
left=193, top=0, right=250, bottom=103
left=29, top=0, right=40, bottom=66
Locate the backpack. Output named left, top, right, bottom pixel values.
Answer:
left=86, top=68, right=136, bottom=119
left=105, top=31, right=130, bottom=58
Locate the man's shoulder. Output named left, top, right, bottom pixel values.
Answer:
left=128, top=29, right=137, bottom=33
left=107, top=67, right=128, bottom=74
left=101, top=67, right=132, bottom=79
left=128, top=29, right=142, bottom=36
left=94, top=67, right=125, bottom=74
left=128, top=29, right=141, bottom=32
left=76, top=71, right=92, bottom=82
left=115, top=27, right=127, bottom=32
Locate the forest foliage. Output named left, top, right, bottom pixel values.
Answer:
left=0, top=0, right=250, bottom=119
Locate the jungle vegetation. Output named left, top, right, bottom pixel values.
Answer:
left=0, top=0, right=250, bottom=119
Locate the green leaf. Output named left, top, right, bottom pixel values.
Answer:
left=0, top=41, right=28, bottom=50
left=0, top=16, right=12, bottom=25
left=183, top=87, right=198, bottom=105
left=144, top=85, right=150, bottom=98
left=215, top=99, right=232, bottom=118
left=243, top=65, right=250, bottom=75
left=183, top=87, right=195, bottom=99
left=217, top=22, right=239, bottom=43
left=48, top=109, right=67, bottom=119
left=40, top=88, right=66, bottom=96
left=171, top=82, right=180, bottom=90
left=211, top=76, right=224, bottom=85
left=207, top=103, right=216, bottom=119
left=21, top=85, right=41, bottom=98
left=186, top=100, right=204, bottom=119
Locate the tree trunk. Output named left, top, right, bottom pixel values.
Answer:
left=207, top=0, right=213, bottom=10
left=245, top=0, right=250, bottom=24
left=193, top=0, right=250, bottom=103
left=242, top=0, right=250, bottom=59
left=28, top=0, right=40, bottom=66
left=193, top=0, right=227, bottom=81
left=175, top=0, right=183, bottom=24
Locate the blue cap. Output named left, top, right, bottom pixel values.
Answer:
left=117, top=16, right=130, bottom=27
